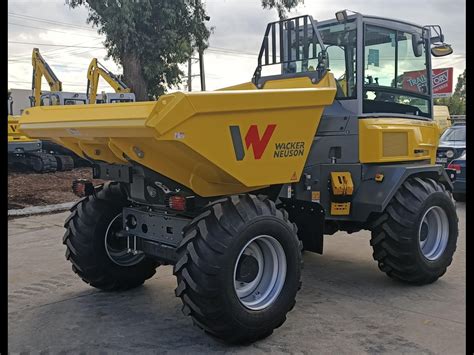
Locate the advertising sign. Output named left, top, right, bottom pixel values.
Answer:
left=402, top=68, right=453, bottom=97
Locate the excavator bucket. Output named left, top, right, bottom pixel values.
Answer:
left=19, top=73, right=336, bottom=196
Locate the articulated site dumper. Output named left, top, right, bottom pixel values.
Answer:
left=18, top=11, right=458, bottom=344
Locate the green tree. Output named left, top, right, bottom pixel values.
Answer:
left=434, top=69, right=466, bottom=115
left=261, top=0, right=304, bottom=20
left=66, top=0, right=210, bottom=100
left=453, top=69, right=466, bottom=102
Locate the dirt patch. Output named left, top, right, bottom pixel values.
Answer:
left=8, top=167, right=105, bottom=210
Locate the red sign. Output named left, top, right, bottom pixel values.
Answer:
left=401, top=68, right=453, bottom=97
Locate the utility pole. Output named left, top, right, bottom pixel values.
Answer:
left=194, top=0, right=209, bottom=91
left=187, top=57, right=192, bottom=92
left=199, top=50, right=206, bottom=91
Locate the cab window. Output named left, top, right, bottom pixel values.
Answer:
left=363, top=25, right=430, bottom=118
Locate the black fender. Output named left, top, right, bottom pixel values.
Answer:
left=351, top=164, right=452, bottom=222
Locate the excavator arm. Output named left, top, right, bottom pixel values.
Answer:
left=86, top=58, right=131, bottom=104
left=31, top=48, right=62, bottom=106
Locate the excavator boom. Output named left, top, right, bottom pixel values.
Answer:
left=87, top=58, right=131, bottom=104
left=31, top=48, right=63, bottom=106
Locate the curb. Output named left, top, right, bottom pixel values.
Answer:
left=8, top=201, right=75, bottom=217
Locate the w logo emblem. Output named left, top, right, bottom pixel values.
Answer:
left=229, top=124, right=276, bottom=160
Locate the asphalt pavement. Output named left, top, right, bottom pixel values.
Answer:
left=8, top=203, right=466, bottom=354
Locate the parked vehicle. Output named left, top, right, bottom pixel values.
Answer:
left=436, top=125, right=466, bottom=166
left=433, top=105, right=451, bottom=134
left=447, top=152, right=466, bottom=201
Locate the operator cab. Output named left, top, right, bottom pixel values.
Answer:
left=97, top=92, right=136, bottom=104
left=37, top=92, right=88, bottom=106
left=253, top=10, right=452, bottom=120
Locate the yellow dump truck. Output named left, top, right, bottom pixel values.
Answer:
left=18, top=12, right=458, bottom=344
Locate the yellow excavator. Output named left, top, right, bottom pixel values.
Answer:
left=31, top=48, right=88, bottom=107
left=8, top=48, right=82, bottom=173
left=86, top=58, right=135, bottom=104
left=30, top=48, right=63, bottom=107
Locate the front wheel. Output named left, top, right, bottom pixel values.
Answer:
left=370, top=177, right=458, bottom=285
left=174, top=195, right=302, bottom=344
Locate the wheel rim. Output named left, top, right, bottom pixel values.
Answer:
left=104, top=214, right=145, bottom=267
left=418, top=206, right=450, bottom=261
left=233, top=235, right=287, bottom=310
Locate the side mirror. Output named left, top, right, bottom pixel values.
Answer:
left=431, top=44, right=453, bottom=57
left=412, top=33, right=423, bottom=57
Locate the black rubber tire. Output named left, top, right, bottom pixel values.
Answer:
left=173, top=194, right=302, bottom=344
left=29, top=152, right=58, bottom=173
left=63, top=182, right=159, bottom=291
left=55, top=155, right=74, bottom=171
left=370, top=177, right=458, bottom=285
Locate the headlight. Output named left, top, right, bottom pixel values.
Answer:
left=446, top=150, right=454, bottom=158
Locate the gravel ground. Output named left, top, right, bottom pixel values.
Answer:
left=8, top=167, right=104, bottom=209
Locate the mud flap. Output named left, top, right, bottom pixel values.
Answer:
left=278, top=198, right=325, bottom=254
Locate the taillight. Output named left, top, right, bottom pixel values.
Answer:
left=168, top=195, right=187, bottom=211
left=448, top=163, right=461, bottom=173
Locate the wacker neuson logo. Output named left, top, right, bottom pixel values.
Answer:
left=273, top=141, right=305, bottom=158
left=230, top=124, right=305, bottom=161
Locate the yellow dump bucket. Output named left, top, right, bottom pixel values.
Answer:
left=19, top=73, right=336, bottom=196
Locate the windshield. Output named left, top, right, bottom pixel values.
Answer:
left=363, top=24, right=430, bottom=117
left=440, top=126, right=466, bottom=142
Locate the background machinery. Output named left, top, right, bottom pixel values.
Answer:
left=18, top=11, right=458, bottom=344
left=86, top=58, right=135, bottom=104
left=8, top=48, right=89, bottom=172
left=8, top=92, right=55, bottom=173
left=31, top=48, right=88, bottom=107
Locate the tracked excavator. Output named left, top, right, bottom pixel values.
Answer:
left=8, top=49, right=85, bottom=172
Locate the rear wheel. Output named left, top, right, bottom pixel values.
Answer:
left=63, top=182, right=159, bottom=291
left=370, top=177, right=458, bottom=285
left=174, top=195, right=302, bottom=344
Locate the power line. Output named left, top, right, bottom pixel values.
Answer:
left=209, top=46, right=257, bottom=56
left=8, top=80, right=86, bottom=87
left=8, top=41, right=104, bottom=49
left=8, top=22, right=102, bottom=39
left=8, top=12, right=97, bottom=32
left=8, top=38, right=105, bottom=60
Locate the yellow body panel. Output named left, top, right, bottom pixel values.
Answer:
left=359, top=118, right=439, bottom=164
left=8, top=115, right=38, bottom=144
left=19, top=73, right=337, bottom=197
